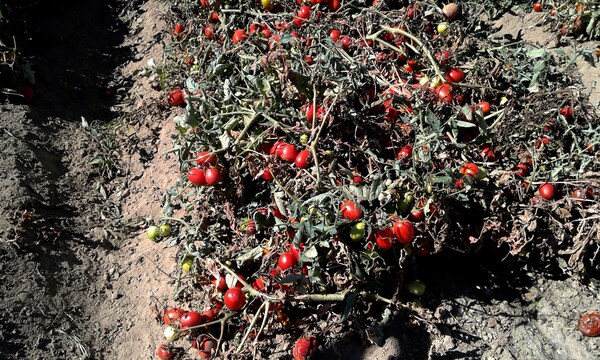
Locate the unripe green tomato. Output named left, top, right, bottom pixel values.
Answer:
left=404, top=192, right=415, bottom=203
left=159, top=224, right=172, bottom=237
left=164, top=326, right=178, bottom=341
left=429, top=76, right=442, bottom=88
left=181, top=256, right=194, bottom=272
left=474, top=167, right=488, bottom=180
left=406, top=279, right=426, bottom=297
left=325, top=149, right=335, bottom=156
left=426, top=183, right=433, bottom=194
left=299, top=134, right=309, bottom=144
left=397, top=200, right=411, bottom=214
left=192, top=64, right=200, bottom=72
left=437, top=22, right=450, bottom=35
left=349, top=222, right=366, bottom=241
left=146, top=226, right=160, bottom=241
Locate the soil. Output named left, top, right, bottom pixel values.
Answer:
left=0, top=2, right=598, bottom=360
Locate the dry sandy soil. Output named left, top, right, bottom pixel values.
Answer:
left=0, top=1, right=598, bottom=359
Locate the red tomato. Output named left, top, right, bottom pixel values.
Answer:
left=270, top=141, right=287, bottom=156
left=163, top=307, right=185, bottom=325
left=435, top=50, right=450, bottom=65
left=292, top=17, right=304, bottom=27
left=340, top=36, right=351, bottom=50
left=393, top=220, right=414, bottom=244
left=271, top=205, right=287, bottom=219
left=278, top=252, right=297, bottom=270
left=512, top=163, right=530, bottom=177
left=224, top=288, right=246, bottom=311
left=460, top=162, right=480, bottom=178
left=200, top=0, right=209, bottom=7
left=293, top=336, right=318, bottom=360
left=174, top=23, right=184, bottom=34
left=385, top=107, right=398, bottom=122
left=295, top=149, right=311, bottom=168
left=539, top=183, right=555, bottom=200
left=298, top=5, right=311, bottom=19
left=408, top=208, right=425, bottom=222
left=157, top=343, right=175, bottom=360
left=445, top=68, right=465, bottom=83
left=188, top=168, right=207, bottom=186
left=412, top=238, right=431, bottom=256
left=167, top=88, right=185, bottom=106
left=196, top=151, right=217, bottom=166
left=290, top=242, right=304, bottom=260
left=572, top=188, right=594, bottom=202
left=249, top=24, right=260, bottom=33
left=305, top=55, right=314, bottom=63
left=330, top=29, right=341, bottom=42
left=533, top=2, right=543, bottom=12
left=280, top=144, right=298, bottom=163
left=180, top=311, right=206, bottom=329
left=340, top=200, right=362, bottom=221
left=397, top=145, right=413, bottom=161
left=252, top=277, right=267, bottom=292
left=328, top=0, right=341, bottom=11
left=578, top=312, right=600, bottom=337
left=204, top=26, right=215, bottom=39
left=211, top=276, right=227, bottom=292
left=535, top=136, right=550, bottom=148
left=477, top=101, right=491, bottom=115
left=375, top=228, right=394, bottom=249
left=262, top=167, right=274, bottom=181
left=261, top=28, right=272, bottom=38
left=204, top=167, right=222, bottom=185
left=353, top=176, right=363, bottom=184
left=559, top=106, right=573, bottom=120
left=201, top=309, right=216, bottom=322
left=435, top=83, right=453, bottom=103
left=480, top=144, right=496, bottom=161
left=232, top=29, right=246, bottom=43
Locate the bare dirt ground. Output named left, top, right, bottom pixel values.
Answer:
left=0, top=1, right=598, bottom=360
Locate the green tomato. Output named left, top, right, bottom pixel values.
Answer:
left=406, top=279, right=426, bottom=297
left=146, top=226, right=160, bottom=241
left=164, top=326, right=178, bottom=341
left=437, top=22, right=450, bottom=35
left=349, top=222, right=366, bottom=241
left=474, top=167, right=488, bottom=180
left=299, top=134, right=309, bottom=144
left=159, top=224, right=172, bottom=237
left=181, top=256, right=194, bottom=272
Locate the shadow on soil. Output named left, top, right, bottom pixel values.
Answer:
left=319, top=243, right=550, bottom=359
